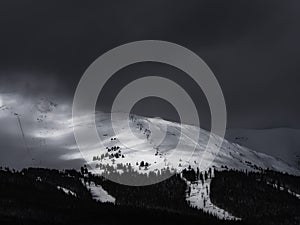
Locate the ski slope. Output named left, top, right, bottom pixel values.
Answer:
left=88, top=182, right=116, bottom=204
left=186, top=178, right=240, bottom=220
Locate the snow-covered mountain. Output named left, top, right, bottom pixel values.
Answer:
left=1, top=95, right=300, bottom=221
left=73, top=112, right=300, bottom=219
left=0, top=93, right=299, bottom=176
left=75, top=112, right=300, bottom=177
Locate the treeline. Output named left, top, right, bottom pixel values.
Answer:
left=22, top=167, right=92, bottom=200
left=210, top=170, right=300, bottom=225
left=262, top=168, right=300, bottom=194
left=0, top=167, right=241, bottom=225
left=3, top=165, right=299, bottom=225
left=90, top=163, right=176, bottom=186
left=182, top=165, right=213, bottom=183
left=89, top=171, right=188, bottom=210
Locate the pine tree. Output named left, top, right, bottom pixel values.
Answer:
left=196, top=167, right=200, bottom=180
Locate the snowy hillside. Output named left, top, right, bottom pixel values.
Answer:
left=71, top=112, right=300, bottom=220
left=73, top=112, right=300, bottom=177
left=1, top=95, right=300, bottom=222
left=86, top=181, right=115, bottom=204
left=186, top=176, right=240, bottom=220
left=0, top=94, right=298, bottom=176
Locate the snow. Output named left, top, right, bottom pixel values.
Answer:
left=0, top=94, right=300, bottom=220
left=75, top=112, right=299, bottom=220
left=267, top=181, right=300, bottom=200
left=57, top=186, right=77, bottom=197
left=186, top=178, right=240, bottom=220
left=288, top=190, right=300, bottom=200
left=71, top=112, right=298, bottom=220
left=88, top=182, right=115, bottom=204
left=0, top=92, right=299, bottom=176
left=78, top=112, right=300, bottom=177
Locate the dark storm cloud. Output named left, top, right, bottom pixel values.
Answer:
left=0, top=0, right=300, bottom=129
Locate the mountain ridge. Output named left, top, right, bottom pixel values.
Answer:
left=74, top=112, right=300, bottom=178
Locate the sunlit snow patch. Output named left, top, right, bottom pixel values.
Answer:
left=88, top=182, right=115, bottom=204
left=57, top=186, right=77, bottom=197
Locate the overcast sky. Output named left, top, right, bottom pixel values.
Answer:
left=1, top=0, right=300, bottom=130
